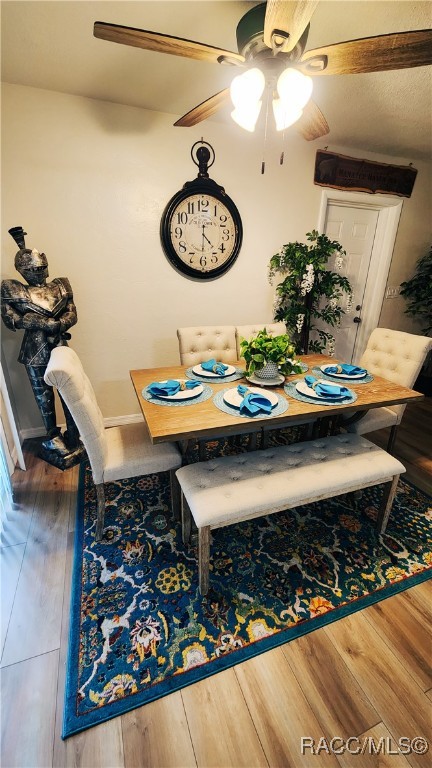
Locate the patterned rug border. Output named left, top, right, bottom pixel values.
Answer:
left=63, top=465, right=432, bottom=738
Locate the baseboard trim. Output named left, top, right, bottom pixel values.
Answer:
left=19, top=413, right=144, bottom=442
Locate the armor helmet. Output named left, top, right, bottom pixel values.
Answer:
left=15, top=248, right=49, bottom=285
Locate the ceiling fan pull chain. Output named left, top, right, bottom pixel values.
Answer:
left=280, top=129, right=286, bottom=166
left=261, top=83, right=272, bottom=175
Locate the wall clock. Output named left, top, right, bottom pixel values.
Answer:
left=160, top=141, right=243, bottom=280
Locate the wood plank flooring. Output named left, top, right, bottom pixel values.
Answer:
left=1, top=400, right=431, bottom=767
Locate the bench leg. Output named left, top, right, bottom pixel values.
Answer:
left=181, top=494, right=192, bottom=544
left=198, top=526, right=211, bottom=596
left=376, top=475, right=400, bottom=534
left=170, top=469, right=181, bottom=521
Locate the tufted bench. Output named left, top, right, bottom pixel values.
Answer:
left=176, top=434, right=406, bottom=594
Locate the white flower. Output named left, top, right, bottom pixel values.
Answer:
left=296, top=313, right=305, bottom=333
left=273, top=295, right=281, bottom=312
left=335, top=255, right=344, bottom=270
left=300, top=263, right=314, bottom=295
left=345, top=292, right=353, bottom=314
left=327, top=335, right=335, bottom=357
left=329, top=297, right=338, bottom=309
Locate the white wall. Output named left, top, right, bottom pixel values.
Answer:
left=1, top=83, right=431, bottom=433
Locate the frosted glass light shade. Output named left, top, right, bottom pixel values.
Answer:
left=277, top=68, right=313, bottom=109
left=231, top=101, right=262, bottom=132
left=272, top=99, right=303, bottom=131
left=230, top=67, right=266, bottom=106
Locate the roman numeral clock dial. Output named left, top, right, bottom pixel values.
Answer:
left=160, top=142, right=243, bottom=280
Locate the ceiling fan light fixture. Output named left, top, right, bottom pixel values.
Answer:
left=230, top=67, right=265, bottom=132
left=272, top=99, right=303, bottom=131
left=230, top=67, right=266, bottom=106
left=231, top=101, right=262, bottom=132
left=276, top=67, right=313, bottom=110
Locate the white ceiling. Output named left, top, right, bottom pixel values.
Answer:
left=2, top=0, right=431, bottom=160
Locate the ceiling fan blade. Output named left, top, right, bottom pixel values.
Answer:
left=295, top=100, right=329, bottom=141
left=298, top=29, right=432, bottom=75
left=263, top=1, right=319, bottom=53
left=94, top=22, right=245, bottom=65
left=174, top=90, right=231, bottom=127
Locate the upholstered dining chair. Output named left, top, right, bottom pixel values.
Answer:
left=177, top=325, right=237, bottom=366
left=344, top=327, right=432, bottom=452
left=235, top=322, right=287, bottom=359
left=44, top=346, right=182, bottom=540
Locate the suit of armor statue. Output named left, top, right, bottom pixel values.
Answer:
left=1, top=227, right=84, bottom=469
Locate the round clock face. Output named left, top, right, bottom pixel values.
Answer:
left=161, top=187, right=242, bottom=279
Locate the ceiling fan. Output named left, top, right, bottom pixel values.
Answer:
left=94, top=1, right=432, bottom=140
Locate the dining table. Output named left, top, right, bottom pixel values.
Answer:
left=130, top=354, right=424, bottom=452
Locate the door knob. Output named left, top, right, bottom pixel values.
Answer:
left=353, top=317, right=361, bottom=324
left=356, top=305, right=362, bottom=311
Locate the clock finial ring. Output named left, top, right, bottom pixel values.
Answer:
left=191, top=140, right=215, bottom=178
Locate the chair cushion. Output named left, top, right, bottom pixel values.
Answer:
left=345, top=406, right=400, bottom=434
left=104, top=422, right=182, bottom=483
left=177, top=326, right=237, bottom=366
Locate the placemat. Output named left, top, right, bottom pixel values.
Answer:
left=185, top=366, right=245, bottom=383
left=142, top=383, right=213, bottom=407
left=311, top=366, right=374, bottom=384
left=284, top=380, right=358, bottom=407
left=213, top=388, right=289, bottom=419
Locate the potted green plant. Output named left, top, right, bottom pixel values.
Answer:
left=269, top=230, right=352, bottom=355
left=239, top=328, right=304, bottom=378
left=400, top=245, right=432, bottom=394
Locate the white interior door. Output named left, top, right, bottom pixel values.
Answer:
left=318, top=190, right=403, bottom=364
left=324, top=204, right=379, bottom=362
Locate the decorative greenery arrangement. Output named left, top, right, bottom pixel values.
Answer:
left=399, top=246, right=432, bottom=336
left=269, top=230, right=353, bottom=355
left=239, top=328, right=304, bottom=376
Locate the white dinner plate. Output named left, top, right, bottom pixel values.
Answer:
left=152, top=380, right=203, bottom=400
left=223, top=386, right=278, bottom=409
left=296, top=380, right=349, bottom=401
left=320, top=365, right=366, bottom=380
left=192, top=363, right=236, bottom=378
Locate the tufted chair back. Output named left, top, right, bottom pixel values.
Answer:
left=44, top=346, right=108, bottom=483
left=177, top=325, right=237, bottom=366
left=345, top=327, right=432, bottom=452
left=359, top=328, right=432, bottom=422
left=235, top=322, right=287, bottom=359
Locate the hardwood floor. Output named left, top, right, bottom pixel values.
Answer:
left=1, top=401, right=431, bottom=768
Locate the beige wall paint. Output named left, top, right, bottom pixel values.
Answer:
left=1, top=83, right=431, bottom=433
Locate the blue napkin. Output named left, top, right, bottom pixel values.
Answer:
left=147, top=379, right=200, bottom=397
left=325, top=363, right=367, bottom=377
left=201, top=358, right=229, bottom=376
left=237, top=384, right=273, bottom=416
left=305, top=375, right=350, bottom=400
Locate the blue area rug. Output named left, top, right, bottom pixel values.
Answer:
left=63, top=437, right=431, bottom=737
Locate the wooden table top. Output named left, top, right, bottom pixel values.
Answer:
left=130, top=354, right=424, bottom=444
